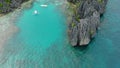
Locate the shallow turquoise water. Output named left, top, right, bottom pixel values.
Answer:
left=0, top=0, right=120, bottom=68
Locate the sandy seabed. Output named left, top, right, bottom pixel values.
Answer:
left=0, top=0, right=33, bottom=52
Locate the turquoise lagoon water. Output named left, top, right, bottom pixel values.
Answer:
left=0, top=0, right=120, bottom=68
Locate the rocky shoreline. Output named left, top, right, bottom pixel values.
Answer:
left=67, top=0, right=107, bottom=46
left=0, top=0, right=29, bottom=14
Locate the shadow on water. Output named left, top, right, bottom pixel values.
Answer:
left=73, top=45, right=89, bottom=53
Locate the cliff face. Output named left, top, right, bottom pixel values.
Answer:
left=67, top=0, right=107, bottom=46
left=0, top=0, right=29, bottom=14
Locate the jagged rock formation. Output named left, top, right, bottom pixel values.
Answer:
left=0, top=0, right=29, bottom=14
left=68, top=0, right=107, bottom=46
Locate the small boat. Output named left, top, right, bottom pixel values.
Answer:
left=34, top=10, right=38, bottom=14
left=40, top=4, right=48, bottom=7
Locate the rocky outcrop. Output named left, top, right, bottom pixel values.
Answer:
left=0, top=0, right=29, bottom=14
left=68, top=0, right=107, bottom=46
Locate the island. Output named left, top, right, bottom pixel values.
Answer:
left=67, top=0, right=107, bottom=46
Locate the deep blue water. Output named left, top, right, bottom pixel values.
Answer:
left=0, top=0, right=120, bottom=68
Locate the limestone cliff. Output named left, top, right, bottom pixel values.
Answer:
left=67, top=0, right=107, bottom=46
left=0, top=0, right=29, bottom=14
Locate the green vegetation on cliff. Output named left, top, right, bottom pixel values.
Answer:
left=67, top=0, right=107, bottom=46
left=0, top=0, right=29, bottom=14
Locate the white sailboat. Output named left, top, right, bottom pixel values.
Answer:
left=40, top=4, right=48, bottom=7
